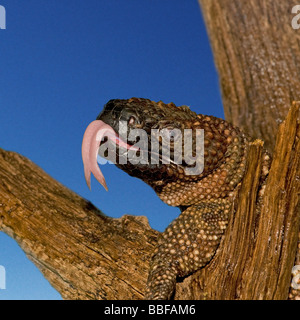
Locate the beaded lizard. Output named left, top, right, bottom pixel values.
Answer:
left=82, top=97, right=272, bottom=299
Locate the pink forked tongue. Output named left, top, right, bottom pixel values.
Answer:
left=81, top=120, right=138, bottom=191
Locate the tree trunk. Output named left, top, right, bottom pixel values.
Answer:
left=198, top=0, right=300, bottom=153
left=1, top=1, right=299, bottom=300
left=197, top=0, right=300, bottom=299
left=175, top=102, right=299, bottom=300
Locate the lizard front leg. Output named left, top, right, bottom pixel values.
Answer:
left=145, top=198, right=231, bottom=300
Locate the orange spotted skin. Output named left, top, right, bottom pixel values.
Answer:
left=96, top=98, right=269, bottom=300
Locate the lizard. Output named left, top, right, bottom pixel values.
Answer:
left=81, top=97, right=272, bottom=299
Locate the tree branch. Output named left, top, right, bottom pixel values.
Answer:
left=0, top=151, right=158, bottom=299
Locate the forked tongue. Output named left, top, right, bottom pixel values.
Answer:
left=81, top=120, right=137, bottom=190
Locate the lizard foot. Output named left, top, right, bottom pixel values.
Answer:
left=145, top=199, right=231, bottom=299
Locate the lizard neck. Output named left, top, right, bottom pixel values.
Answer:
left=155, top=130, right=250, bottom=207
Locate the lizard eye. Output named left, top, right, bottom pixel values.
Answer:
left=128, top=116, right=136, bottom=126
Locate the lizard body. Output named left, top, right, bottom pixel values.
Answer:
left=82, top=97, right=272, bottom=299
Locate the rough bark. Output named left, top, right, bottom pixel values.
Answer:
left=198, top=0, right=300, bottom=153
left=175, top=102, right=300, bottom=300
left=197, top=0, right=300, bottom=299
left=0, top=151, right=158, bottom=299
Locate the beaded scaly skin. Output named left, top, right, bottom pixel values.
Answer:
left=94, top=98, right=271, bottom=299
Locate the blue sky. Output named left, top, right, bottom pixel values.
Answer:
left=0, top=0, right=223, bottom=300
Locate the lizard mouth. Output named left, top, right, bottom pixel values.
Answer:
left=81, top=120, right=138, bottom=191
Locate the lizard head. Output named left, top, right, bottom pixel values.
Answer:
left=82, top=98, right=247, bottom=206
